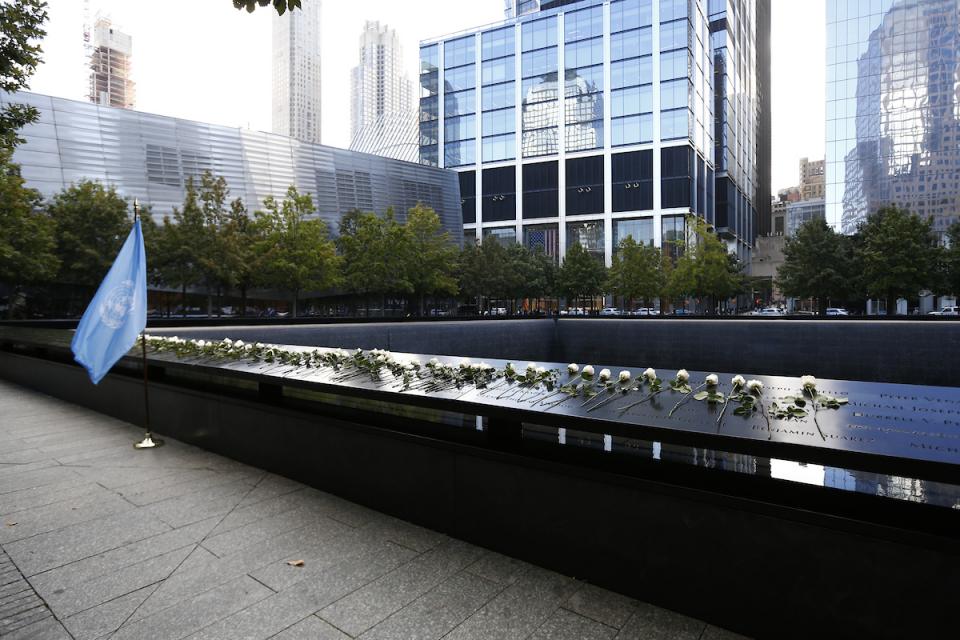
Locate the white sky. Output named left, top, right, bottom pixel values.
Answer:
left=28, top=0, right=824, bottom=193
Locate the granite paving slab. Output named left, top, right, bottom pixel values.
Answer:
left=0, top=378, right=748, bottom=640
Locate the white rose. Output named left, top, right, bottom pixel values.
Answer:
left=747, top=379, right=763, bottom=394
left=404, top=362, right=416, bottom=371
left=409, top=359, right=421, bottom=368
left=460, top=358, right=472, bottom=368
left=705, top=374, right=719, bottom=386
left=196, top=340, right=206, bottom=348
left=429, top=358, right=440, bottom=366
left=598, top=368, right=612, bottom=382
left=526, top=362, right=537, bottom=371
left=801, top=375, right=817, bottom=391
left=731, top=375, right=746, bottom=387
left=536, top=367, right=546, bottom=375
left=619, top=370, right=632, bottom=383
left=568, top=363, right=579, bottom=374
left=233, top=340, right=244, bottom=348
left=643, top=368, right=657, bottom=382
left=676, top=369, right=689, bottom=383
left=582, top=365, right=595, bottom=377
left=506, top=362, right=516, bottom=372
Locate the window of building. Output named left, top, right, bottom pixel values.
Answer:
left=523, top=224, right=560, bottom=262
left=482, top=166, right=516, bottom=222
left=523, top=161, right=559, bottom=219
left=612, top=150, right=653, bottom=211
left=614, top=217, right=654, bottom=248
left=566, top=220, right=605, bottom=261
left=445, top=36, right=475, bottom=69
left=460, top=170, right=476, bottom=224
left=566, top=155, right=603, bottom=215
left=661, top=214, right=686, bottom=259
left=484, top=226, right=517, bottom=245
left=482, top=27, right=515, bottom=60
left=611, top=0, right=653, bottom=32
left=661, top=146, right=692, bottom=209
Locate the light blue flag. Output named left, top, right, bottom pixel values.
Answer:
left=71, top=219, right=147, bottom=384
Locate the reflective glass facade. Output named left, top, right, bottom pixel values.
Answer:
left=3, top=91, right=463, bottom=241
left=708, top=0, right=771, bottom=261
left=826, top=0, right=960, bottom=238
left=422, top=0, right=768, bottom=267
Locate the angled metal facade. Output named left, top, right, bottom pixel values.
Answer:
left=1, top=91, right=462, bottom=242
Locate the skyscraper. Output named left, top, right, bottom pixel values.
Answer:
left=826, top=0, right=960, bottom=239
left=349, top=21, right=413, bottom=155
left=272, top=0, right=322, bottom=144
left=88, top=17, right=135, bottom=109
left=709, top=0, right=771, bottom=260
left=422, top=0, right=770, bottom=267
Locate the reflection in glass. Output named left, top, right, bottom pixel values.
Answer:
left=483, top=226, right=517, bottom=245
left=566, top=220, right=604, bottom=261
left=827, top=0, right=960, bottom=237
left=524, top=223, right=560, bottom=262
left=614, top=217, right=654, bottom=247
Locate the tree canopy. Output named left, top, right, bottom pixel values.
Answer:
left=856, top=206, right=938, bottom=314
left=0, top=150, right=56, bottom=294
left=777, top=217, right=852, bottom=315
left=557, top=242, right=606, bottom=308
left=667, top=215, right=741, bottom=313
left=0, top=0, right=48, bottom=150
left=607, top=237, right=667, bottom=309
left=232, top=0, right=301, bottom=15
left=47, top=180, right=131, bottom=289
left=254, top=186, right=340, bottom=317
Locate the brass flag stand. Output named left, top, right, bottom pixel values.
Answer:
left=132, top=200, right=163, bottom=449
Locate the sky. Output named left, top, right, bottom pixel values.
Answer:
left=28, top=0, right=824, bottom=194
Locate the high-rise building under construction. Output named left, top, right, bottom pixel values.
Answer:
left=88, top=17, right=135, bottom=109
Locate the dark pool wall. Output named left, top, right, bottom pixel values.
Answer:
left=153, top=319, right=960, bottom=387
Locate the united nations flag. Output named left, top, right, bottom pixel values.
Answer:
left=71, top=219, right=147, bottom=384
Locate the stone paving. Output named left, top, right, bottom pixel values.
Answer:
left=0, top=379, right=749, bottom=640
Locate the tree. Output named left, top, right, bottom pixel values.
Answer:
left=0, top=150, right=57, bottom=316
left=337, top=208, right=409, bottom=314
left=944, top=222, right=960, bottom=298
left=155, top=178, right=206, bottom=315
left=223, top=197, right=262, bottom=317
left=668, top=215, right=740, bottom=314
left=557, top=243, right=606, bottom=310
left=255, top=186, right=339, bottom=317
left=856, top=206, right=938, bottom=315
left=776, top=217, right=852, bottom=315
left=402, top=204, right=458, bottom=316
left=47, top=181, right=130, bottom=292
left=233, top=0, right=301, bottom=15
left=607, top=237, right=667, bottom=310
left=0, top=0, right=48, bottom=151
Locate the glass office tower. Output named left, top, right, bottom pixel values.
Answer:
left=826, top=0, right=960, bottom=239
left=422, top=0, right=768, bottom=266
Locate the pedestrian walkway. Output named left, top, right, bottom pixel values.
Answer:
left=0, top=379, right=748, bottom=640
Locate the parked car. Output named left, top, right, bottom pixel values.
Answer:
left=671, top=308, right=696, bottom=316
left=826, top=308, right=849, bottom=316
left=929, top=306, right=958, bottom=316
left=482, top=307, right=507, bottom=316
left=560, top=307, right=586, bottom=316
left=754, top=307, right=784, bottom=316
left=600, top=307, right=621, bottom=316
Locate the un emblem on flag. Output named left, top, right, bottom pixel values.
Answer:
left=98, top=279, right=136, bottom=329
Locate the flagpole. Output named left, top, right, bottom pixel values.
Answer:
left=132, top=199, right=163, bottom=449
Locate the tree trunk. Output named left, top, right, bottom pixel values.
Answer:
left=817, top=297, right=827, bottom=316
left=291, top=292, right=298, bottom=318
left=886, top=295, right=896, bottom=316
left=239, top=287, right=247, bottom=318
left=181, top=283, right=187, bottom=318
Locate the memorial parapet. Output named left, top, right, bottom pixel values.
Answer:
left=127, top=336, right=960, bottom=486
